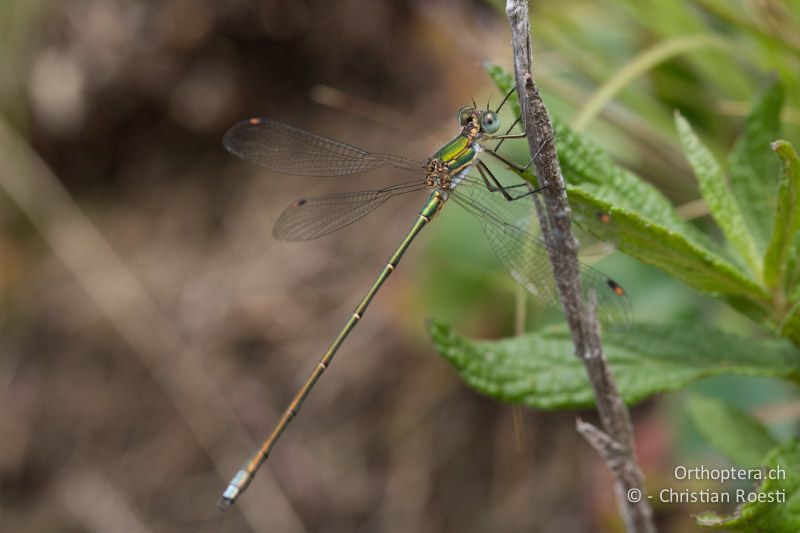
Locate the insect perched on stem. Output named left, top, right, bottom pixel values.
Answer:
left=218, top=90, right=629, bottom=509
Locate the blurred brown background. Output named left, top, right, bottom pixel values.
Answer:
left=3, top=0, right=792, bottom=531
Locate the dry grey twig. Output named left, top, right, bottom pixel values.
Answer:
left=505, top=1, right=657, bottom=531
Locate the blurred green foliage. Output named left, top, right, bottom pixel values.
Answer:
left=489, top=0, right=800, bottom=170
left=696, top=440, right=800, bottom=531
left=685, top=395, right=778, bottom=468
left=429, top=320, right=800, bottom=409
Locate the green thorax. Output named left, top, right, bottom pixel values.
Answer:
left=431, top=130, right=479, bottom=174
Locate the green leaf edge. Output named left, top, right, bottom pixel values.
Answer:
left=674, top=111, right=763, bottom=277
left=764, top=141, right=800, bottom=291
left=568, top=187, right=769, bottom=305
left=726, top=76, right=784, bottom=250
left=428, top=320, right=800, bottom=410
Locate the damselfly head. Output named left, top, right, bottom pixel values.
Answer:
left=457, top=106, right=501, bottom=134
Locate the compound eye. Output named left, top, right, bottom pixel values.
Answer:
left=481, top=111, right=500, bottom=133
left=457, top=106, right=475, bottom=125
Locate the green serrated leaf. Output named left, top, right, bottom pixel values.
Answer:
left=427, top=320, right=800, bottom=409
left=568, top=188, right=768, bottom=308
left=685, top=395, right=777, bottom=468
left=727, top=78, right=784, bottom=249
left=484, top=63, right=771, bottom=316
left=764, top=141, right=800, bottom=291
left=696, top=440, right=800, bottom=531
left=487, top=62, right=724, bottom=255
left=553, top=113, right=770, bottom=313
left=556, top=115, right=712, bottom=240
left=675, top=112, right=763, bottom=277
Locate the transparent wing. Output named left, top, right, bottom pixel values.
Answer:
left=451, top=177, right=631, bottom=327
left=274, top=181, right=426, bottom=241
left=224, top=118, right=425, bottom=176
left=457, top=175, right=542, bottom=229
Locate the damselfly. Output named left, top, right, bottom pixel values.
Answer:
left=218, top=93, right=629, bottom=509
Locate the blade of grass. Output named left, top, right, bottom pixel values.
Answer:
left=572, top=34, right=732, bottom=132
